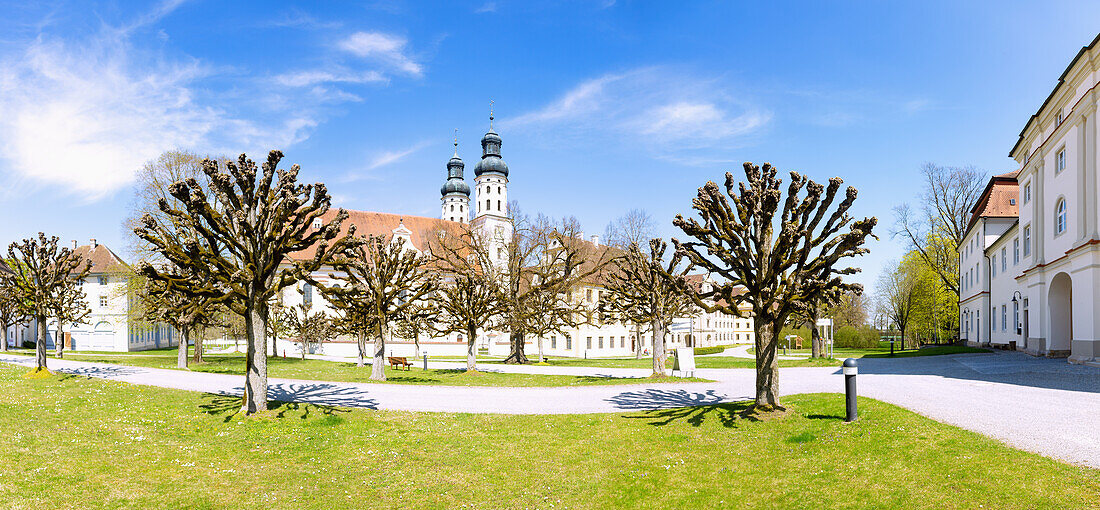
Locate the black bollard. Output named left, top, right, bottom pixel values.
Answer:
left=843, top=358, right=858, bottom=422
left=423, top=352, right=429, bottom=371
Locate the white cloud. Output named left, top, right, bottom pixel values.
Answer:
left=275, top=68, right=387, bottom=87
left=338, top=31, right=422, bottom=76
left=505, top=67, right=770, bottom=161
left=0, top=37, right=217, bottom=198
left=475, top=2, right=498, bottom=13
left=342, top=140, right=432, bottom=183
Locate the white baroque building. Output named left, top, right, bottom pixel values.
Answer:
left=283, top=113, right=755, bottom=358
left=6, top=240, right=178, bottom=352
left=959, top=33, right=1100, bottom=366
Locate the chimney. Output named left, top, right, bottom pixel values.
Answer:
left=71, top=240, right=77, bottom=249
left=90, top=238, right=97, bottom=248
left=590, top=234, right=600, bottom=246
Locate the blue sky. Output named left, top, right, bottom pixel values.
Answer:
left=0, top=1, right=1098, bottom=292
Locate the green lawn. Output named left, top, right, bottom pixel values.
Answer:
left=520, top=355, right=841, bottom=370
left=1, top=365, right=1095, bottom=509
left=17, top=352, right=711, bottom=387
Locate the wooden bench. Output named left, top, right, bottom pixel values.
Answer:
left=388, top=356, right=412, bottom=370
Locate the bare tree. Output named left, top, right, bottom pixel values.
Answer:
left=604, top=209, right=657, bottom=249
left=892, top=163, right=985, bottom=299
left=135, top=151, right=351, bottom=414
left=139, top=265, right=219, bottom=369
left=603, top=239, right=693, bottom=376
left=1, top=234, right=92, bottom=371
left=829, top=290, right=869, bottom=327
left=673, top=163, right=876, bottom=409
left=313, top=235, right=434, bottom=381
left=497, top=213, right=610, bottom=364
left=877, top=260, right=921, bottom=350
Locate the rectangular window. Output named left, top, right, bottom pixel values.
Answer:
left=97, top=276, right=108, bottom=285
left=566, top=337, right=572, bottom=350
left=551, top=336, right=557, bottom=349
left=621, top=336, right=626, bottom=348
left=1057, top=148, right=1066, bottom=173
left=1023, top=225, right=1031, bottom=256
left=1013, top=238, right=1019, bottom=264
left=1023, top=182, right=1031, bottom=204
left=991, top=256, right=996, bottom=277
left=303, top=283, right=313, bottom=309
left=1013, top=302, right=1019, bottom=334
left=99, top=296, right=108, bottom=307
left=976, top=263, right=980, bottom=283
left=586, top=289, right=592, bottom=302
left=586, top=337, right=592, bottom=349
left=598, top=336, right=604, bottom=349
left=1001, top=248, right=1006, bottom=272
left=992, top=309, right=996, bottom=331
left=1002, top=305, right=1007, bottom=331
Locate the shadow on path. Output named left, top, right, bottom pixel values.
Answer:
left=58, top=365, right=143, bottom=379
left=851, top=351, right=1100, bottom=394
left=607, top=388, right=729, bottom=411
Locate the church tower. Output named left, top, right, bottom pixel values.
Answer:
left=440, top=130, right=470, bottom=223
left=472, top=102, right=512, bottom=264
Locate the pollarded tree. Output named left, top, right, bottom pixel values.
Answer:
left=139, top=265, right=220, bottom=369
left=428, top=229, right=502, bottom=371
left=0, top=262, right=29, bottom=352
left=1, top=234, right=92, bottom=371
left=598, top=289, right=652, bottom=360
left=673, top=163, right=876, bottom=409
left=393, top=300, right=437, bottom=360
left=51, top=279, right=91, bottom=359
left=313, top=235, right=434, bottom=381
left=135, top=151, right=351, bottom=414
left=603, top=239, right=694, bottom=376
left=283, top=302, right=335, bottom=360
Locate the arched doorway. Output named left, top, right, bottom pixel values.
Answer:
left=1048, top=272, right=1072, bottom=354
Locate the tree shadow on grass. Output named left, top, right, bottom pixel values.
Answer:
left=57, top=365, right=143, bottom=380
left=608, top=389, right=777, bottom=428
left=200, top=382, right=379, bottom=422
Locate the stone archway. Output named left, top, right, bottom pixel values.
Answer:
left=1048, top=272, right=1072, bottom=355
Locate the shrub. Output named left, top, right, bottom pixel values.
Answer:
left=693, top=346, right=725, bottom=356
left=834, top=325, right=880, bottom=348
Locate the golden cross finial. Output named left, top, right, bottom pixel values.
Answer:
left=453, top=128, right=459, bottom=156
left=489, top=99, right=495, bottom=129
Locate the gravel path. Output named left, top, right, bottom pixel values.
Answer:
left=2, top=350, right=1098, bottom=468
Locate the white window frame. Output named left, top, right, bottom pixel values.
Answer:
left=1013, top=238, right=1019, bottom=265
left=1023, top=225, right=1031, bottom=256
left=1023, top=182, right=1031, bottom=204
left=1001, top=248, right=1006, bottom=272
left=1056, top=148, right=1067, bottom=173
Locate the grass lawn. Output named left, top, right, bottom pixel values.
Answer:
left=518, top=355, right=842, bottom=370
left=1, top=365, right=1096, bottom=509
left=12, top=351, right=711, bottom=387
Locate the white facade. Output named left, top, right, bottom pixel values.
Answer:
left=959, top=34, right=1100, bottom=365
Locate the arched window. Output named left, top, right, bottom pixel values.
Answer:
left=450, top=204, right=454, bottom=212
left=1056, top=198, right=1067, bottom=234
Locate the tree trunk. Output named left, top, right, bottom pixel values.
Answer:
left=651, top=319, right=667, bottom=377
left=370, top=322, right=386, bottom=381
left=754, top=320, right=781, bottom=409
left=537, top=335, right=544, bottom=363
left=271, top=333, right=278, bottom=358
left=356, top=331, right=367, bottom=367
left=192, top=329, right=204, bottom=363
left=809, top=314, right=822, bottom=359
left=242, top=302, right=269, bottom=415
left=0, top=318, right=7, bottom=352
left=35, top=315, right=48, bottom=371
left=503, top=330, right=529, bottom=364
left=466, top=326, right=477, bottom=371
left=177, top=326, right=189, bottom=369
left=54, top=321, right=64, bottom=359
left=634, top=324, right=643, bottom=359
left=412, top=327, right=421, bottom=360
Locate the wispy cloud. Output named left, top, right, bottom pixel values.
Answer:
left=338, top=31, right=422, bottom=76
left=263, top=9, right=343, bottom=30
left=475, top=2, right=498, bottom=13
left=275, top=68, right=387, bottom=88
left=505, top=67, right=770, bottom=163
left=342, top=140, right=433, bottom=182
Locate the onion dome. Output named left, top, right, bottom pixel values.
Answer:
left=441, top=133, right=470, bottom=197
left=474, top=129, right=509, bottom=177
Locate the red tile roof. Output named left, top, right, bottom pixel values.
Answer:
left=72, top=243, right=129, bottom=274
left=966, top=172, right=1019, bottom=233
left=289, top=209, right=467, bottom=261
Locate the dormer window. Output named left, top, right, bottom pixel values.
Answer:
left=1056, top=110, right=1064, bottom=127
left=312, top=218, right=322, bottom=229
left=1009, top=198, right=1016, bottom=206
